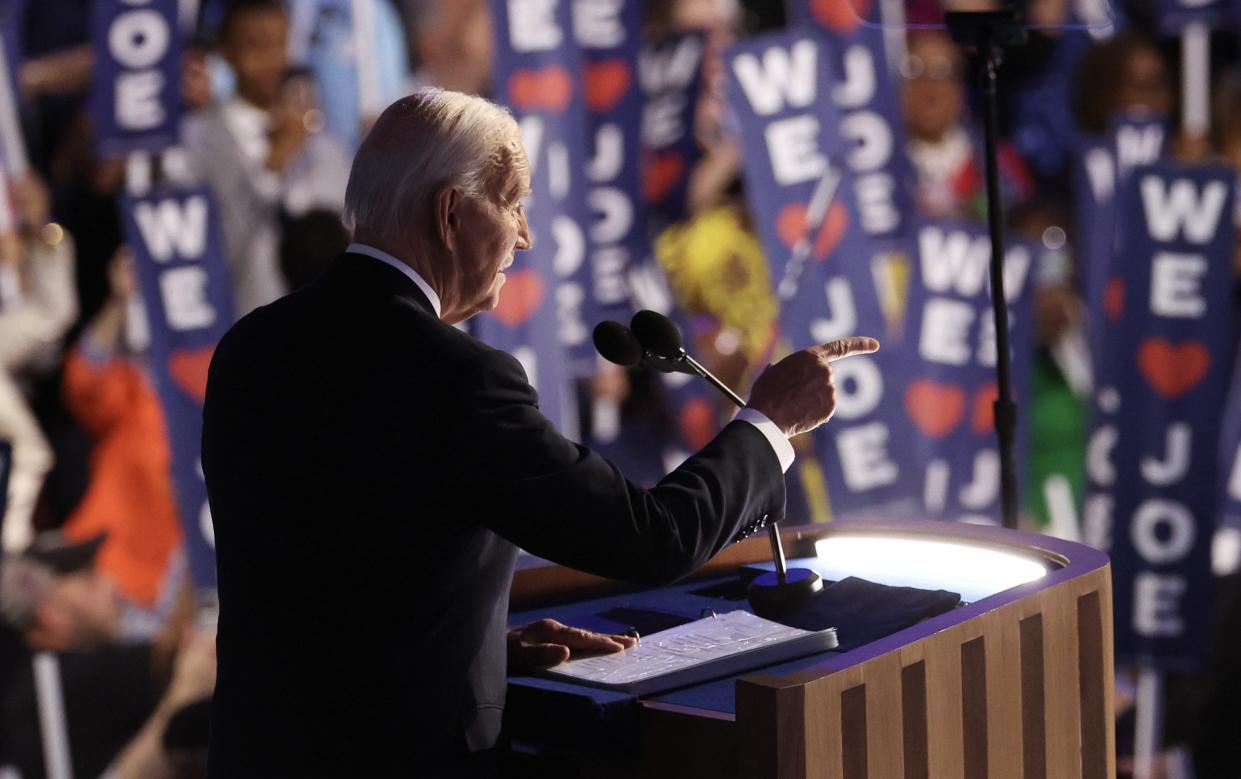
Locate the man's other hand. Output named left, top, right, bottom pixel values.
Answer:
left=507, top=618, right=637, bottom=673
left=746, top=337, right=881, bottom=437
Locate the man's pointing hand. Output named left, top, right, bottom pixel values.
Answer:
left=746, top=337, right=881, bottom=437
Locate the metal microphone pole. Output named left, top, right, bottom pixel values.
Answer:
left=680, top=352, right=747, bottom=408
left=946, top=10, right=1024, bottom=530
left=659, top=347, right=804, bottom=592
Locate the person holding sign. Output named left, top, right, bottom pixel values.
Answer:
left=903, top=31, right=1035, bottom=221
left=60, top=250, right=183, bottom=617
left=0, top=171, right=77, bottom=553
left=202, top=88, right=879, bottom=777
left=182, top=0, right=350, bottom=316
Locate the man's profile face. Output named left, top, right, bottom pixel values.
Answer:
left=446, top=135, right=533, bottom=322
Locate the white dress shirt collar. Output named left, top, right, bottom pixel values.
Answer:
left=346, top=243, right=442, bottom=318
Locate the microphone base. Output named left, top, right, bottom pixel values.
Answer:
left=747, top=568, right=823, bottom=620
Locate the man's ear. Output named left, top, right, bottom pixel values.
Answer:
left=432, top=184, right=461, bottom=251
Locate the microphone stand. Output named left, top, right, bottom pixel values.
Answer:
left=676, top=351, right=746, bottom=408
left=649, top=346, right=822, bottom=615
left=945, top=10, right=1025, bottom=530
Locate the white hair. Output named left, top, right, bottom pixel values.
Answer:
left=344, top=88, right=519, bottom=244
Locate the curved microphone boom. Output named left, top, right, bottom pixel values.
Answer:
left=629, top=311, right=746, bottom=407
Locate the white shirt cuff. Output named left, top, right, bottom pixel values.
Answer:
left=735, top=409, right=795, bottom=473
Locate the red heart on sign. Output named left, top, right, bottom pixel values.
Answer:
left=643, top=151, right=684, bottom=203
left=1105, top=277, right=1124, bottom=322
left=491, top=268, right=546, bottom=328
left=584, top=59, right=631, bottom=112
left=904, top=379, right=966, bottom=439
left=169, top=345, right=215, bottom=403
left=1137, top=338, right=1210, bottom=399
left=810, top=0, right=865, bottom=33
left=970, top=382, right=998, bottom=435
left=678, top=396, right=716, bottom=450
left=508, top=67, right=573, bottom=113
left=775, top=201, right=850, bottom=260
left=813, top=203, right=849, bottom=260
left=776, top=203, right=808, bottom=248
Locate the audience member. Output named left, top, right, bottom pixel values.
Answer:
left=107, top=631, right=215, bottom=779
left=0, top=171, right=77, bottom=552
left=59, top=251, right=183, bottom=631
left=288, top=0, right=411, bottom=149
left=656, top=204, right=778, bottom=395
left=182, top=0, right=351, bottom=315
left=903, top=31, right=1035, bottom=221
left=412, top=0, right=492, bottom=95
left=0, top=532, right=163, bottom=779
left=1073, top=32, right=1173, bottom=139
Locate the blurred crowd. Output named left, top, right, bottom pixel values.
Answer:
left=0, top=0, right=1240, bottom=777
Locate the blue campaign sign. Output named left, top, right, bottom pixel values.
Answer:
left=89, top=0, right=183, bottom=156
left=475, top=0, right=584, bottom=424
left=1086, top=163, right=1234, bottom=669
left=1074, top=116, right=1168, bottom=362
left=1156, top=0, right=1228, bottom=34
left=899, top=221, right=1036, bottom=523
left=120, top=186, right=235, bottom=591
left=0, top=0, right=25, bottom=96
left=576, top=0, right=644, bottom=334
left=726, top=29, right=850, bottom=283
left=638, top=31, right=705, bottom=233
left=726, top=28, right=911, bottom=518
left=787, top=0, right=912, bottom=242
left=1072, top=136, right=1115, bottom=350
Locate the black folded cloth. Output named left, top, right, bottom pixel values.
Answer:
left=776, top=576, right=961, bottom=651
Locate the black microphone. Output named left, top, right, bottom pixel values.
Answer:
left=629, top=310, right=746, bottom=407
left=592, top=321, right=643, bottom=367
left=593, top=319, right=697, bottom=376
left=630, top=309, right=685, bottom=358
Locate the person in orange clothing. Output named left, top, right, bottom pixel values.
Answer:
left=60, top=248, right=183, bottom=625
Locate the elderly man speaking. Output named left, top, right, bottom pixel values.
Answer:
left=202, top=88, right=878, bottom=777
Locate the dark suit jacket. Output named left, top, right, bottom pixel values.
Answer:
left=202, top=253, right=785, bottom=777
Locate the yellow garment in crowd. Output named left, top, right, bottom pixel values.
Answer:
left=654, top=204, right=778, bottom=364
left=656, top=204, right=840, bottom=523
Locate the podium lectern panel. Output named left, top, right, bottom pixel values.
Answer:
left=509, top=520, right=1114, bottom=779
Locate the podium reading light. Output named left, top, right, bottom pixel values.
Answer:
left=813, top=535, right=1048, bottom=604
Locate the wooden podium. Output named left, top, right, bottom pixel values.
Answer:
left=509, top=520, right=1115, bottom=779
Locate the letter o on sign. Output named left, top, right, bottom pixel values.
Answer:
left=831, top=356, right=883, bottom=420
left=1130, top=499, right=1195, bottom=564
left=109, top=10, right=170, bottom=69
